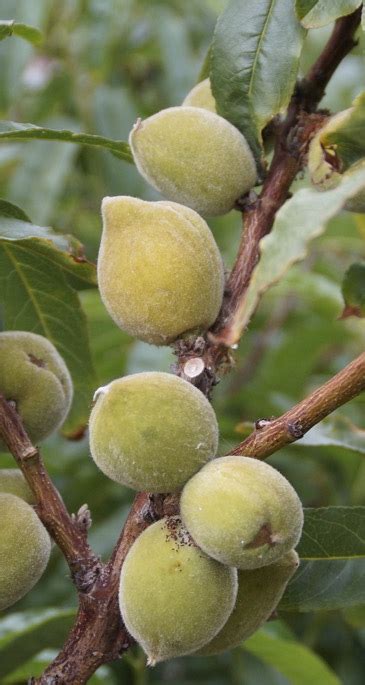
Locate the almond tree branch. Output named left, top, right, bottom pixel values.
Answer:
left=0, top=7, right=360, bottom=685
left=174, top=6, right=362, bottom=367
left=0, top=394, right=100, bottom=588
left=230, top=351, right=365, bottom=459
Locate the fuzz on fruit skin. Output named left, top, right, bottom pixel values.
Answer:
left=182, top=78, right=216, bottom=112
left=308, top=110, right=365, bottom=213
left=119, top=516, right=238, bottom=664
left=98, top=196, right=224, bottom=345
left=89, top=372, right=218, bottom=493
left=0, top=331, right=73, bottom=449
left=0, top=469, right=35, bottom=503
left=129, top=107, right=257, bottom=216
left=0, top=493, right=51, bottom=610
left=180, top=456, right=303, bottom=570
left=197, top=550, right=299, bottom=655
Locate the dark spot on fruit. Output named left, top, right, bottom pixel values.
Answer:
left=28, top=353, right=46, bottom=368
left=245, top=523, right=275, bottom=549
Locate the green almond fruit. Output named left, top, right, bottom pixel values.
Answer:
left=129, top=106, right=257, bottom=216
left=0, top=493, right=51, bottom=610
left=180, top=455, right=303, bottom=570
left=0, top=469, right=35, bottom=503
left=98, top=196, right=224, bottom=345
left=182, top=78, right=216, bottom=112
left=197, top=550, right=299, bottom=655
left=89, top=372, right=219, bottom=493
left=119, top=516, right=238, bottom=664
left=0, top=331, right=73, bottom=449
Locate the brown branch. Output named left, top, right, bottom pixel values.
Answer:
left=0, top=395, right=100, bottom=589
left=212, top=7, right=362, bottom=348
left=231, top=351, right=365, bottom=459
left=174, top=7, right=361, bottom=362
left=1, top=8, right=360, bottom=685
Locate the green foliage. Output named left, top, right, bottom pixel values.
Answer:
left=244, top=625, right=340, bottom=685
left=211, top=0, right=305, bottom=161
left=296, top=1, right=362, bottom=28
left=0, top=0, right=364, bottom=683
left=280, top=506, right=365, bottom=611
left=0, top=20, right=43, bottom=45
left=324, top=92, right=365, bottom=168
left=341, top=261, right=365, bottom=317
left=0, top=121, right=133, bottom=163
left=0, top=608, right=75, bottom=679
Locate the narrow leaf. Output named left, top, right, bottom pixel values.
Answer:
left=227, top=164, right=365, bottom=344
left=0, top=609, right=75, bottom=678
left=341, top=261, right=365, bottom=318
left=0, top=237, right=97, bottom=436
left=298, top=507, right=365, bottom=560
left=280, top=506, right=365, bottom=612
left=211, top=0, right=305, bottom=161
left=0, top=121, right=133, bottom=163
left=296, top=0, right=362, bottom=29
left=299, top=416, right=365, bottom=454
left=0, top=208, right=97, bottom=289
left=244, top=628, right=340, bottom=685
left=0, top=199, right=31, bottom=222
left=0, top=20, right=43, bottom=45
left=280, top=558, right=365, bottom=611
left=323, top=91, right=365, bottom=169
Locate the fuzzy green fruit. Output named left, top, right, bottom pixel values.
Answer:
left=180, top=456, right=303, bottom=570
left=98, top=196, right=224, bottom=345
left=0, top=331, right=73, bottom=449
left=119, top=516, right=238, bottom=664
left=0, top=493, right=51, bottom=610
left=129, top=107, right=257, bottom=216
left=197, top=550, right=299, bottom=655
left=182, top=78, right=216, bottom=112
left=0, top=469, right=35, bottom=503
left=308, top=110, right=365, bottom=212
left=89, top=372, right=219, bottom=492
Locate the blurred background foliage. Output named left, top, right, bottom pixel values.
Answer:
left=0, top=0, right=364, bottom=683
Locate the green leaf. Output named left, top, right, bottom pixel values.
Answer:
left=323, top=92, right=365, bottom=169
left=341, top=261, right=365, bottom=318
left=0, top=20, right=43, bottom=45
left=299, top=416, right=365, bottom=454
left=244, top=627, right=340, bottom=685
left=0, top=608, right=75, bottom=679
left=362, top=4, right=365, bottom=29
left=3, top=649, right=116, bottom=684
left=197, top=44, right=212, bottom=82
left=0, top=208, right=97, bottom=289
left=0, top=236, right=97, bottom=436
left=0, top=121, right=133, bottom=163
left=298, top=507, right=365, bottom=560
left=280, top=506, right=365, bottom=611
left=0, top=199, right=31, bottom=222
left=296, top=0, right=362, bottom=28
left=211, top=0, right=305, bottom=162
left=227, top=163, right=365, bottom=343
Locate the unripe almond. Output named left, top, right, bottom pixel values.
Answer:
left=180, top=456, right=303, bottom=570
left=98, top=196, right=224, bottom=345
left=129, top=107, right=257, bottom=216
left=197, top=550, right=299, bottom=655
left=119, top=516, right=238, bottom=664
left=182, top=78, right=216, bottom=112
left=89, top=372, right=218, bottom=493
left=0, top=331, right=73, bottom=449
left=0, top=493, right=51, bottom=610
left=0, top=469, right=35, bottom=504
